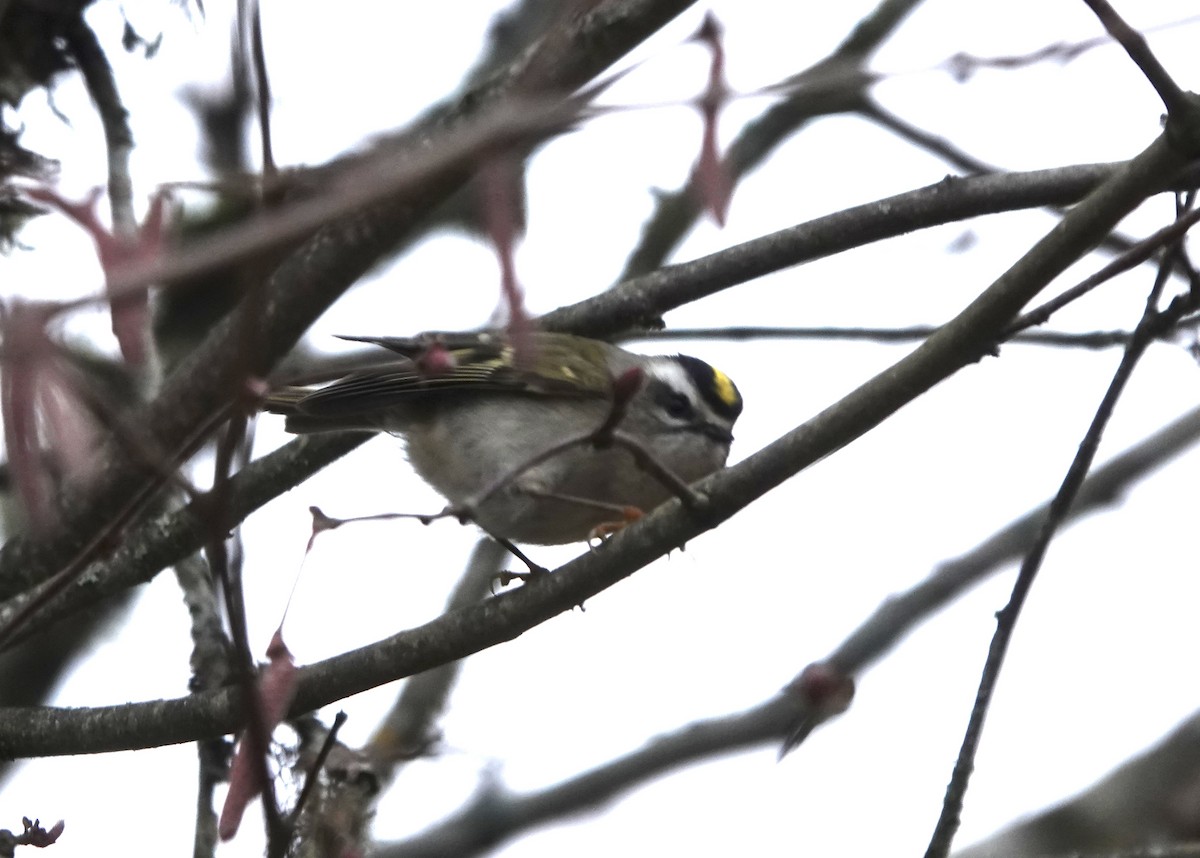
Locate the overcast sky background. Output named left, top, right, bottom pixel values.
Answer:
left=5, top=1, right=1200, bottom=855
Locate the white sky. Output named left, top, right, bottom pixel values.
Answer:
left=5, top=1, right=1200, bottom=856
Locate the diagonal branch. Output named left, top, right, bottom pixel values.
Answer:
left=924, top=225, right=1197, bottom=858
left=619, top=0, right=923, bottom=280
left=371, top=402, right=1200, bottom=857
left=4, top=153, right=1200, bottom=649
left=1082, top=0, right=1191, bottom=116
left=0, top=122, right=1192, bottom=759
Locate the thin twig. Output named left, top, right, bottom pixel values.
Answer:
left=618, top=0, right=922, bottom=280
left=1009, top=205, right=1200, bottom=336
left=205, top=411, right=289, bottom=847
left=923, top=230, right=1196, bottom=858
left=452, top=424, right=703, bottom=524
left=288, top=711, right=348, bottom=828
left=1082, top=0, right=1191, bottom=116
left=61, top=15, right=136, bottom=243
left=623, top=325, right=1138, bottom=349
left=246, top=0, right=276, bottom=180
left=861, top=98, right=1174, bottom=271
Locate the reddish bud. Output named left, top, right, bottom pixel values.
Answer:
left=788, top=662, right=855, bottom=716
left=687, top=12, right=732, bottom=225
left=611, top=366, right=646, bottom=406
left=22, top=186, right=171, bottom=369
left=218, top=628, right=298, bottom=841
left=415, top=341, right=457, bottom=377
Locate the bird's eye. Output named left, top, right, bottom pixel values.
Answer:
left=663, top=391, right=693, bottom=419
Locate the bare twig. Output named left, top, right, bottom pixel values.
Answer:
left=619, top=0, right=922, bottom=280
left=376, top=399, right=1200, bottom=856
left=924, top=224, right=1196, bottom=858
left=860, top=98, right=1174, bottom=271
left=451, top=422, right=702, bottom=524
left=61, top=15, right=135, bottom=244
left=1008, top=205, right=1200, bottom=336
left=174, top=553, right=231, bottom=858
left=540, top=160, right=1200, bottom=339
left=245, top=0, right=276, bottom=180
left=623, top=324, right=1139, bottom=349
left=288, top=711, right=348, bottom=830
left=1082, top=0, right=1191, bottom=116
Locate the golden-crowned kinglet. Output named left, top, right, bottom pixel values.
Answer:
left=265, top=331, right=743, bottom=545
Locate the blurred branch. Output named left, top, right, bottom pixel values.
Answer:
left=61, top=14, right=135, bottom=244
left=623, top=325, right=1139, bottom=349
left=244, top=0, right=276, bottom=180
left=0, top=432, right=371, bottom=651
left=955, top=710, right=1200, bottom=857
left=619, top=0, right=923, bottom=281
left=174, top=553, right=231, bottom=858
left=0, top=0, right=702, bottom=608
left=372, top=699, right=797, bottom=858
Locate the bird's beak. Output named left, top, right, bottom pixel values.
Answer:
left=697, top=422, right=733, bottom=444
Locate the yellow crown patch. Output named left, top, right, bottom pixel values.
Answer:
left=711, top=367, right=739, bottom=408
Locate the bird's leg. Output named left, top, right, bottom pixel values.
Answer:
left=487, top=534, right=550, bottom=587
left=519, top=487, right=644, bottom=544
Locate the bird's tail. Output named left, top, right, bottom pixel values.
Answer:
left=262, top=387, right=379, bottom=434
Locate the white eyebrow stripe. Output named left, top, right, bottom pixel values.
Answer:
left=645, top=358, right=693, bottom=397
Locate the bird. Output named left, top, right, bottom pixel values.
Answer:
left=264, top=331, right=743, bottom=546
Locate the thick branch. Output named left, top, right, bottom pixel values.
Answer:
left=373, top=403, right=1200, bottom=857
left=0, top=0, right=700, bottom=601
left=5, top=155, right=1200, bottom=649
left=0, top=125, right=1190, bottom=758
left=543, top=159, right=1200, bottom=337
